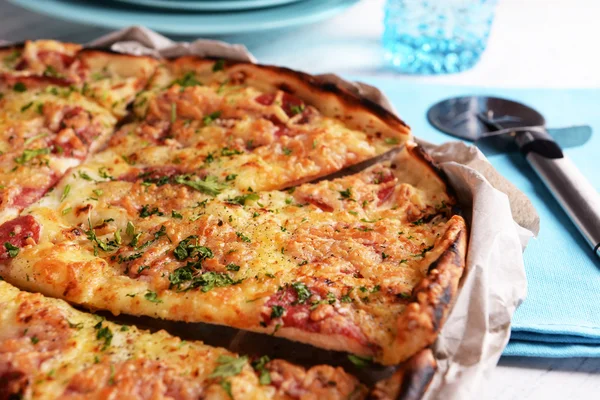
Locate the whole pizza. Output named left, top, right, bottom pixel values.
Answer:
left=0, top=40, right=467, bottom=399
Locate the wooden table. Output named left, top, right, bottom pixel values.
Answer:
left=1, top=0, right=599, bottom=398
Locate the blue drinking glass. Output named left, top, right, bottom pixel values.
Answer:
left=383, top=0, right=498, bottom=74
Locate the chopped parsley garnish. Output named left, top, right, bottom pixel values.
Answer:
left=203, top=111, right=221, bottom=126
left=251, top=356, right=272, bottom=385
left=94, top=322, right=113, bottom=350
left=79, top=171, right=94, bottom=181
left=225, top=174, right=237, bottom=182
left=43, top=65, right=62, bottom=78
left=209, top=355, right=248, bottom=396
left=289, top=104, right=305, bottom=116
left=139, top=205, right=164, bottom=218
left=347, top=354, right=372, bottom=368
left=225, top=193, right=259, bottom=206
left=270, top=305, right=285, bottom=319
left=20, top=101, right=33, bottom=112
left=397, top=292, right=411, bottom=300
left=85, top=219, right=118, bottom=254
left=13, top=82, right=27, bottom=92
left=171, top=270, right=239, bottom=293
left=226, top=263, right=240, bottom=271
left=31, top=336, right=39, bottom=344
left=144, top=290, right=162, bottom=303
left=212, top=59, right=225, bottom=72
left=382, top=252, right=389, bottom=260
left=282, top=147, right=292, bottom=156
left=14, top=148, right=50, bottom=165
left=412, top=217, right=426, bottom=226
left=23, top=133, right=48, bottom=147
left=173, top=235, right=213, bottom=261
left=414, top=245, right=434, bottom=258
left=290, top=282, right=311, bottom=304
left=384, top=137, right=400, bottom=145
left=4, top=242, right=19, bottom=258
left=221, top=147, right=243, bottom=156
left=399, top=259, right=408, bottom=264
left=93, top=189, right=104, bottom=197
left=60, top=184, right=71, bottom=202
left=174, top=174, right=226, bottom=196
left=171, top=210, right=183, bottom=219
left=236, top=232, right=251, bottom=243
left=339, top=188, right=352, bottom=200
left=98, top=167, right=113, bottom=180
left=170, top=71, right=202, bottom=88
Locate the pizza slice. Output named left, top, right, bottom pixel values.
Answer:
left=107, top=57, right=411, bottom=191
left=0, top=75, right=117, bottom=223
left=0, top=143, right=466, bottom=365
left=0, top=278, right=368, bottom=399
left=0, top=40, right=159, bottom=116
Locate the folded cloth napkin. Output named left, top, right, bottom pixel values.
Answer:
left=349, top=77, right=600, bottom=357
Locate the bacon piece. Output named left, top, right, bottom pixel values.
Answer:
left=11, top=184, right=55, bottom=209
left=281, top=93, right=305, bottom=118
left=303, top=197, right=334, bottom=212
left=0, top=215, right=40, bottom=259
left=262, top=287, right=368, bottom=346
left=377, top=186, right=395, bottom=205
left=117, top=166, right=189, bottom=184
left=37, top=50, right=76, bottom=71
left=255, top=93, right=275, bottom=106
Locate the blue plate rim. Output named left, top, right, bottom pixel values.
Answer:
left=7, top=0, right=361, bottom=35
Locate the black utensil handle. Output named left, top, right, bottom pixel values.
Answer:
left=525, top=150, right=600, bottom=258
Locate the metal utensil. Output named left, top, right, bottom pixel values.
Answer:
left=427, top=96, right=600, bottom=258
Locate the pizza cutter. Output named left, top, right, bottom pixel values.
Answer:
left=427, top=96, right=600, bottom=259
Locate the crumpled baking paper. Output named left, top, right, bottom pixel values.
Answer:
left=82, top=25, right=533, bottom=399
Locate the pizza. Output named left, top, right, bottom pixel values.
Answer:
left=0, top=40, right=467, bottom=397
left=0, top=278, right=369, bottom=399
left=0, top=42, right=158, bottom=224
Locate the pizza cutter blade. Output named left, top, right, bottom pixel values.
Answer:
left=427, top=96, right=600, bottom=259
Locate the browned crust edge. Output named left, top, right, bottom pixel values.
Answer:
left=388, top=215, right=467, bottom=365
left=368, top=349, right=437, bottom=400
left=166, top=55, right=410, bottom=132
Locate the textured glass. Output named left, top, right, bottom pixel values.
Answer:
left=383, top=0, right=498, bottom=74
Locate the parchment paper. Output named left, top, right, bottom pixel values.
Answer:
left=86, top=26, right=534, bottom=399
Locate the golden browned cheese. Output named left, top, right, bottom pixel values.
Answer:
left=0, top=77, right=117, bottom=224
left=0, top=40, right=466, bottom=372
left=0, top=279, right=366, bottom=400
left=0, top=143, right=463, bottom=365
left=107, top=57, right=410, bottom=191
left=0, top=41, right=159, bottom=116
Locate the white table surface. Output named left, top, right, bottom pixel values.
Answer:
left=1, top=0, right=599, bottom=398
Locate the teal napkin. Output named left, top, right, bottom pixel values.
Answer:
left=347, top=76, right=600, bottom=357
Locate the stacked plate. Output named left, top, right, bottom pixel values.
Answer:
left=8, top=0, right=361, bottom=36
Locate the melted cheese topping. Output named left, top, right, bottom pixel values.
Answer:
left=0, top=280, right=365, bottom=399
left=107, top=62, right=405, bottom=191
left=3, top=145, right=453, bottom=365
left=0, top=41, right=462, bottom=370
left=0, top=80, right=117, bottom=223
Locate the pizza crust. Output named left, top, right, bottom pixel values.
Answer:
left=369, top=349, right=437, bottom=400
left=389, top=215, right=467, bottom=365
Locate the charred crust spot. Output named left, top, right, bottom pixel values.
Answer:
left=0, top=370, right=28, bottom=399
left=277, top=82, right=295, bottom=94
left=397, top=353, right=437, bottom=400
left=75, top=204, right=93, bottom=216
left=427, top=229, right=466, bottom=331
